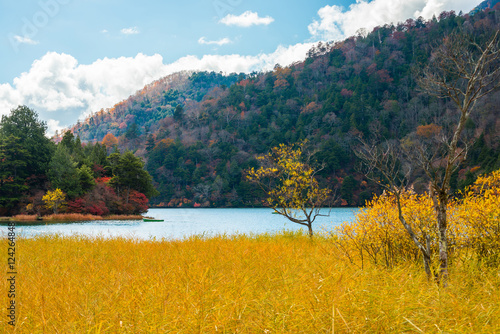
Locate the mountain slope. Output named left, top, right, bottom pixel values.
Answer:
left=72, top=71, right=245, bottom=144
left=71, top=6, right=500, bottom=207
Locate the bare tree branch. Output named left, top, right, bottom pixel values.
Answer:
left=414, top=30, right=500, bottom=285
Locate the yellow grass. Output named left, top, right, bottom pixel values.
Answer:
left=102, top=214, right=143, bottom=220
left=44, top=213, right=103, bottom=221
left=11, top=214, right=38, bottom=221
left=1, top=232, right=499, bottom=333
left=10, top=213, right=144, bottom=222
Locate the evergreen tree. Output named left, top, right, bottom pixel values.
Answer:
left=48, top=145, right=81, bottom=198
left=0, top=106, right=54, bottom=179
left=0, top=135, right=30, bottom=213
left=78, top=165, right=96, bottom=193
left=173, top=105, right=184, bottom=123
left=145, top=134, right=155, bottom=152
left=108, top=151, right=158, bottom=202
left=60, top=130, right=75, bottom=153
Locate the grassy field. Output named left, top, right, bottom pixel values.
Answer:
left=1, top=231, right=499, bottom=333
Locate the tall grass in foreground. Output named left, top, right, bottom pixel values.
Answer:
left=1, top=232, right=499, bottom=333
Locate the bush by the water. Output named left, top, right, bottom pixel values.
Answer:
left=334, top=169, right=500, bottom=269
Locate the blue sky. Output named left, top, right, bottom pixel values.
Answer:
left=0, top=0, right=478, bottom=135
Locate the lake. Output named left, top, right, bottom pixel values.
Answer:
left=4, top=208, right=359, bottom=240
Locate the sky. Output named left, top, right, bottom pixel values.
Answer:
left=0, top=0, right=479, bottom=136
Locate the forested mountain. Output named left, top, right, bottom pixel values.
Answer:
left=70, top=5, right=500, bottom=208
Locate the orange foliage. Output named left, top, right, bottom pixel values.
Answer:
left=96, top=177, right=111, bottom=184
left=155, top=138, right=175, bottom=149
left=274, top=78, right=289, bottom=89
left=238, top=79, right=250, bottom=87
left=102, top=133, right=118, bottom=147
left=470, top=166, right=481, bottom=173
left=416, top=123, right=442, bottom=138
left=302, top=102, right=320, bottom=114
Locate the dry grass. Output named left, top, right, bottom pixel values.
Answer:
left=1, top=231, right=499, bottom=333
left=102, top=214, right=143, bottom=220
left=44, top=213, right=103, bottom=221
left=11, top=214, right=38, bottom=221
left=10, top=213, right=143, bottom=222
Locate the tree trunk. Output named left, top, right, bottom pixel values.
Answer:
left=307, top=221, right=313, bottom=238
left=423, top=234, right=432, bottom=281
left=395, top=193, right=433, bottom=281
left=431, top=188, right=449, bottom=285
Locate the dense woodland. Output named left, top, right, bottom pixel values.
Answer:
left=7, top=5, right=500, bottom=210
left=0, top=106, right=157, bottom=216
left=69, top=6, right=500, bottom=208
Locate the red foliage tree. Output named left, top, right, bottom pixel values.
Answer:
left=125, top=190, right=149, bottom=214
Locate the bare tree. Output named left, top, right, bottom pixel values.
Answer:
left=356, top=140, right=434, bottom=280
left=414, top=31, right=500, bottom=283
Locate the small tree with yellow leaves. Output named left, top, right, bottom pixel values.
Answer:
left=246, top=142, right=331, bottom=237
left=42, top=188, right=67, bottom=214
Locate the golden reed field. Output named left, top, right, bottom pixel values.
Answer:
left=1, top=171, right=499, bottom=333
left=0, top=232, right=499, bottom=333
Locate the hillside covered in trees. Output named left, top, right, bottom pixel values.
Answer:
left=69, top=6, right=500, bottom=208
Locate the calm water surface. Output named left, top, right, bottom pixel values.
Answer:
left=6, top=208, right=358, bottom=240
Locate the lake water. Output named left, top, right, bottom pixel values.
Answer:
left=4, top=208, right=359, bottom=240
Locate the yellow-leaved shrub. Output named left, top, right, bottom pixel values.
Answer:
left=334, top=169, right=500, bottom=268
left=454, top=169, right=500, bottom=265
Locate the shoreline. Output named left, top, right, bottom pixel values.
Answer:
left=1, top=213, right=144, bottom=223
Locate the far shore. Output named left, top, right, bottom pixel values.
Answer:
left=1, top=213, right=144, bottom=223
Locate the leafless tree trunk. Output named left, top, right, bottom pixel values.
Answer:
left=356, top=140, right=434, bottom=281
left=416, top=31, right=500, bottom=285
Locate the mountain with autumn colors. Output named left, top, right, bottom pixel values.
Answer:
left=69, top=5, right=500, bottom=208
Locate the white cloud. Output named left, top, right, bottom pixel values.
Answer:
left=308, top=0, right=476, bottom=41
left=198, top=37, right=232, bottom=46
left=47, top=119, right=63, bottom=136
left=121, top=27, right=139, bottom=35
left=219, top=11, right=274, bottom=27
left=101, top=29, right=109, bottom=34
left=13, top=35, right=39, bottom=45
left=0, top=44, right=314, bottom=136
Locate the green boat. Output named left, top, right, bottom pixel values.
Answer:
left=143, top=218, right=164, bottom=222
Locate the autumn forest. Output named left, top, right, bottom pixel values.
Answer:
left=65, top=7, right=500, bottom=209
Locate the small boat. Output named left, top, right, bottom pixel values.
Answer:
left=143, top=218, right=164, bottom=222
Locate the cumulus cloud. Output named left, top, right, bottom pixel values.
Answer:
left=13, top=35, right=39, bottom=45
left=121, top=27, right=139, bottom=35
left=0, top=52, right=170, bottom=135
left=163, top=42, right=313, bottom=74
left=308, top=0, right=476, bottom=41
left=47, top=119, right=62, bottom=136
left=219, top=11, right=274, bottom=27
left=0, top=43, right=314, bottom=136
left=198, top=37, right=232, bottom=46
